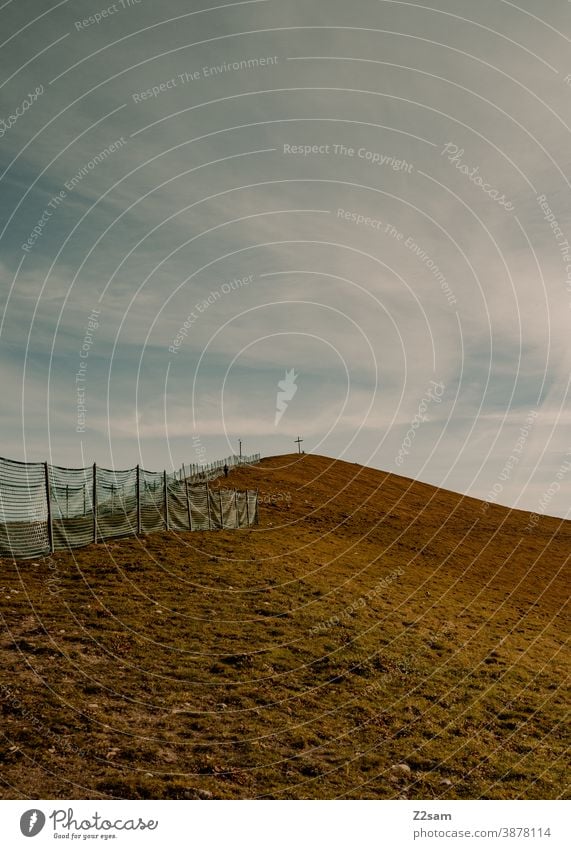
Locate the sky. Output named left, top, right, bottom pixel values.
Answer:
left=0, top=0, right=570, bottom=518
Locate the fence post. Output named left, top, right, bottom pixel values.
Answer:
left=206, top=483, right=213, bottom=530
left=185, top=477, right=192, bottom=531
left=136, top=464, right=141, bottom=535
left=219, top=489, right=224, bottom=530
left=234, top=489, right=239, bottom=528
left=92, top=463, right=97, bottom=544
left=255, top=488, right=259, bottom=525
left=245, top=490, right=250, bottom=526
left=43, top=462, right=54, bottom=554
left=163, top=470, right=169, bottom=530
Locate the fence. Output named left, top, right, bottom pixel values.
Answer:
left=0, top=454, right=260, bottom=560
left=173, top=453, right=261, bottom=482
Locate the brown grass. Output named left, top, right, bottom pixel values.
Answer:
left=0, top=454, right=569, bottom=799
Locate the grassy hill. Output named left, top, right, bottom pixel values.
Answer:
left=0, top=453, right=568, bottom=799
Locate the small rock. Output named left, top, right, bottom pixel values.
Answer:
left=440, top=778, right=453, bottom=786
left=391, top=763, right=411, bottom=775
left=197, top=789, right=212, bottom=800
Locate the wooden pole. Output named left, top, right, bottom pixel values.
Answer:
left=164, top=470, right=169, bottom=530
left=206, top=483, right=213, bottom=530
left=185, top=477, right=192, bottom=531
left=219, top=489, right=224, bottom=530
left=136, top=464, right=141, bottom=535
left=234, top=489, right=239, bottom=528
left=245, top=489, right=250, bottom=526
left=92, top=463, right=97, bottom=544
left=44, top=462, right=54, bottom=554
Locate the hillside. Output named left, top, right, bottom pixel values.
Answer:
left=0, top=454, right=569, bottom=799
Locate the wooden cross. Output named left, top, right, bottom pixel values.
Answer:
left=295, top=436, right=303, bottom=454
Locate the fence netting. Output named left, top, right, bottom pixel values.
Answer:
left=0, top=454, right=260, bottom=559
left=0, top=458, right=50, bottom=558
left=50, top=463, right=94, bottom=551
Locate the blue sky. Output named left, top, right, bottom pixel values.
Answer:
left=1, top=0, right=570, bottom=517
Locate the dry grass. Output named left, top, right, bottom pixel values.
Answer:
left=0, top=454, right=569, bottom=799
